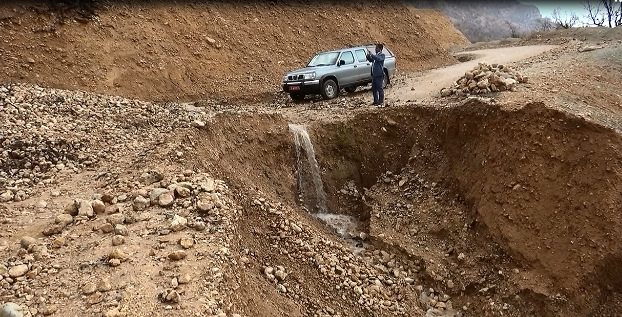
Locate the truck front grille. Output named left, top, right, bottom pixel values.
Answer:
left=288, top=75, right=304, bottom=81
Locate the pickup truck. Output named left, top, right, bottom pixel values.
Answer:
left=281, top=44, right=397, bottom=100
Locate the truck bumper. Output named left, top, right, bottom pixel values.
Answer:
left=282, top=80, right=321, bottom=94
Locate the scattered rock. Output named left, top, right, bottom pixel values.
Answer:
left=8, top=264, right=29, bottom=278
left=112, top=235, right=125, bottom=246
left=179, top=237, right=194, bottom=249
left=139, top=170, right=164, bottom=185
left=82, top=282, right=97, bottom=295
left=42, top=223, right=64, bottom=236
left=159, top=289, right=180, bottom=303
left=149, top=188, right=169, bottom=205
left=55, top=213, right=74, bottom=227
left=133, top=196, right=150, bottom=211
left=158, top=193, right=174, bottom=207
left=97, top=278, right=112, bottom=292
left=77, top=199, right=94, bottom=217
left=109, top=248, right=129, bottom=261
left=175, top=186, right=191, bottom=198
left=114, top=224, right=129, bottom=236
left=91, top=199, right=106, bottom=214
left=20, top=236, right=37, bottom=249
left=0, top=302, right=25, bottom=317
left=168, top=250, right=187, bottom=261
left=170, top=214, right=187, bottom=232
left=178, top=273, right=191, bottom=284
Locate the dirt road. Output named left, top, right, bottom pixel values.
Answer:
left=391, top=45, right=557, bottom=102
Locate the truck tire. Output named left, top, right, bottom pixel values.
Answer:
left=382, top=70, right=389, bottom=89
left=290, top=93, right=305, bottom=101
left=345, top=86, right=357, bottom=93
left=321, top=79, right=338, bottom=100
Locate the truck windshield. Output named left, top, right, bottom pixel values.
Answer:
left=307, top=52, right=340, bottom=67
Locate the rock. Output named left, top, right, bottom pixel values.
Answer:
left=196, top=200, right=214, bottom=212
left=192, top=120, right=206, bottom=128
left=77, top=199, right=94, bottom=217
left=82, top=282, right=97, bottom=295
left=0, top=191, right=14, bottom=203
left=107, top=213, right=125, bottom=225
left=159, top=289, right=180, bottom=303
left=179, top=237, right=194, bottom=249
left=477, top=79, right=489, bottom=89
left=55, top=213, right=74, bottom=227
left=51, top=236, right=66, bottom=248
left=109, top=248, right=129, bottom=261
left=275, top=270, right=287, bottom=281
left=99, top=223, right=114, bottom=233
left=457, top=253, right=466, bottom=261
left=168, top=250, right=187, bottom=261
left=579, top=45, right=602, bottom=52
left=91, top=200, right=106, bottom=214
left=440, top=88, right=452, bottom=97
left=170, top=215, right=187, bottom=232
left=101, top=193, right=115, bottom=204
left=8, top=264, right=29, bottom=278
left=64, top=200, right=79, bottom=216
left=276, top=284, right=287, bottom=293
left=175, top=186, right=191, bottom=198
left=42, top=223, right=64, bottom=236
left=112, top=235, right=125, bottom=246
left=133, top=196, right=150, bottom=211
left=109, top=259, right=121, bottom=267
left=0, top=265, right=6, bottom=275
left=20, top=236, right=37, bottom=249
left=200, top=178, right=216, bottom=192
left=103, top=309, right=127, bottom=317
left=97, top=278, right=112, bottom=292
left=0, top=302, right=25, bottom=317
left=178, top=273, right=191, bottom=284
left=114, top=224, right=128, bottom=236
left=36, top=200, right=47, bottom=208
left=149, top=188, right=169, bottom=205
left=158, top=193, right=174, bottom=207
left=139, top=170, right=163, bottom=185
left=290, top=223, right=302, bottom=233
left=171, top=278, right=178, bottom=288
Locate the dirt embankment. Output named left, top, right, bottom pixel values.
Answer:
left=0, top=1, right=468, bottom=102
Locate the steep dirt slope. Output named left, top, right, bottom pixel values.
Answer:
left=405, top=7, right=471, bottom=49
left=0, top=1, right=467, bottom=102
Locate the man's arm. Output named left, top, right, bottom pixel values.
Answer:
left=368, top=53, right=385, bottom=62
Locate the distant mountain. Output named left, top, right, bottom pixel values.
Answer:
left=409, top=0, right=543, bottom=42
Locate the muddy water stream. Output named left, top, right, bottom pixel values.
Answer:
left=289, top=123, right=366, bottom=252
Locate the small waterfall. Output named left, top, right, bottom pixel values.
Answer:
left=289, top=123, right=366, bottom=253
left=289, top=123, right=328, bottom=213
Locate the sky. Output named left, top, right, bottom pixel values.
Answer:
left=518, top=0, right=596, bottom=25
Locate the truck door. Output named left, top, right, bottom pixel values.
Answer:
left=336, top=50, right=358, bottom=86
left=354, top=48, right=372, bottom=83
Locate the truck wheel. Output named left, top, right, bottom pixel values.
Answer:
left=382, top=71, right=389, bottom=89
left=290, top=93, right=305, bottom=101
left=345, top=86, right=357, bottom=93
left=321, top=79, right=338, bottom=100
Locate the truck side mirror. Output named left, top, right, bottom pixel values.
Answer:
left=339, top=60, right=345, bottom=66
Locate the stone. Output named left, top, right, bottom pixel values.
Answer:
left=109, top=248, right=129, bottom=261
left=149, top=188, right=169, bottom=205
left=82, top=282, right=97, bottom=295
left=42, top=223, right=64, bottom=236
left=168, top=250, right=187, bottom=261
left=139, top=170, right=163, bottom=185
left=8, top=264, right=29, bottom=278
left=200, top=178, right=216, bottom=192
left=290, top=223, right=302, bottom=233
left=175, top=186, right=191, bottom=198
left=97, top=278, right=112, bottom=292
left=101, top=193, right=115, bottom=204
left=457, top=253, right=466, bottom=261
left=171, top=278, right=178, bottom=288
left=51, top=236, right=66, bottom=248
left=170, top=215, right=187, bottom=232
left=103, top=309, right=127, bottom=317
left=91, top=200, right=106, bottom=214
left=100, top=223, right=114, bottom=233
left=0, top=302, right=25, bottom=317
left=112, top=235, right=125, bottom=246
left=109, top=259, right=121, bottom=267
left=440, top=88, right=452, bottom=97
left=36, top=200, right=48, bottom=208
left=107, top=213, right=125, bottom=225
left=179, top=237, right=194, bottom=249
left=275, top=270, right=287, bottom=281
left=77, top=199, right=94, bottom=217
left=114, top=224, right=129, bottom=236
left=20, top=236, right=37, bottom=249
left=55, top=213, right=74, bottom=227
left=133, top=196, right=150, bottom=211
left=0, top=191, right=14, bottom=203
left=276, top=284, right=287, bottom=293
left=64, top=200, right=79, bottom=216
left=158, top=193, right=174, bottom=207
left=178, top=273, right=191, bottom=284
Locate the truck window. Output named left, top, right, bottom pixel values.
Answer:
left=340, top=51, right=355, bottom=65
left=355, top=49, right=367, bottom=62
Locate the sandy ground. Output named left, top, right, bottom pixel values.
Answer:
left=391, top=45, right=557, bottom=102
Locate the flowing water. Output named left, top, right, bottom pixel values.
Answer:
left=289, top=123, right=366, bottom=252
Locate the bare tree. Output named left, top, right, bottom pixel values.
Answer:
left=551, top=7, right=580, bottom=29
left=582, top=0, right=606, bottom=26
left=583, top=0, right=622, bottom=27
left=535, top=17, right=554, bottom=31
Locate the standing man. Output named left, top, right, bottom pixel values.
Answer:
left=366, top=43, right=386, bottom=106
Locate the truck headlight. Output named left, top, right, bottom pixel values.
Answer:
left=303, top=72, right=316, bottom=80
left=282, top=75, right=288, bottom=82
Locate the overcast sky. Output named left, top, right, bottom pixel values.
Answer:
left=518, top=0, right=594, bottom=25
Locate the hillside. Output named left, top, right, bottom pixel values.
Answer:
left=410, top=0, right=542, bottom=42
left=0, top=1, right=469, bottom=102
